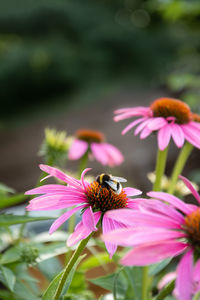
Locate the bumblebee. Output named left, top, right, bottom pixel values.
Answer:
left=96, top=173, right=127, bottom=195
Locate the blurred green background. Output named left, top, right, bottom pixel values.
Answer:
left=1, top=0, right=199, bottom=123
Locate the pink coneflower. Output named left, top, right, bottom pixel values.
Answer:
left=114, top=97, right=200, bottom=150
left=102, top=176, right=200, bottom=299
left=68, top=129, right=124, bottom=167
left=158, top=259, right=200, bottom=299
left=25, top=164, right=141, bottom=258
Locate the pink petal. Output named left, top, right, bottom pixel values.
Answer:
left=102, top=215, right=117, bottom=258
left=179, top=175, right=200, bottom=204
left=90, top=143, right=108, bottom=165
left=158, top=272, right=177, bottom=290
left=114, top=106, right=149, bottom=115
left=193, top=259, right=200, bottom=293
left=105, top=209, right=182, bottom=229
left=120, top=241, right=187, bottom=266
left=102, top=227, right=186, bottom=247
left=67, top=211, right=101, bottom=246
left=81, top=168, right=92, bottom=191
left=39, top=164, right=83, bottom=190
left=49, top=205, right=85, bottom=234
left=82, top=206, right=97, bottom=231
left=181, top=123, right=200, bottom=149
left=122, top=118, right=146, bottom=135
left=123, top=187, right=142, bottom=197
left=25, top=185, right=82, bottom=195
left=147, top=191, right=193, bottom=215
left=176, top=250, right=193, bottom=300
left=147, top=117, right=167, bottom=130
left=134, top=119, right=152, bottom=136
left=140, top=126, right=153, bottom=139
left=68, top=139, right=88, bottom=160
left=158, top=125, right=172, bottom=150
left=170, top=123, right=185, bottom=148
left=114, top=107, right=150, bottom=121
left=102, top=143, right=124, bottom=166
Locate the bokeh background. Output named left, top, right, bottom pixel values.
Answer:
left=1, top=0, right=200, bottom=194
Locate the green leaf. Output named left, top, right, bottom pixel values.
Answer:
left=0, top=194, right=27, bottom=209
left=14, top=279, right=40, bottom=300
left=0, top=183, right=15, bottom=195
left=149, top=258, right=172, bottom=276
left=0, top=214, right=55, bottom=226
left=0, top=247, right=21, bottom=264
left=42, top=254, right=86, bottom=300
left=89, top=272, right=127, bottom=297
left=123, top=266, right=143, bottom=300
left=79, top=252, right=110, bottom=271
left=0, top=266, right=16, bottom=291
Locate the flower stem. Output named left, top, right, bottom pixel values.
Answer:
left=154, top=280, right=175, bottom=300
left=167, top=142, right=193, bottom=194
left=142, top=147, right=169, bottom=300
left=54, top=232, right=93, bottom=300
left=153, top=147, right=169, bottom=191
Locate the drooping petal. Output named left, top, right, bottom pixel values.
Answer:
left=147, top=117, right=167, bottom=130
left=158, top=125, right=172, bottom=150
left=49, top=205, right=86, bottom=234
left=81, top=168, right=92, bottom=191
left=68, top=139, right=88, bottom=160
left=90, top=143, right=108, bottom=165
left=147, top=191, right=195, bottom=215
left=176, top=250, right=193, bottom=300
left=122, top=118, right=146, bottom=135
left=102, top=143, right=124, bottom=166
left=102, top=227, right=186, bottom=247
left=140, top=126, right=152, bottom=139
left=82, top=206, right=97, bottom=231
left=114, top=107, right=150, bottom=121
left=170, top=123, right=185, bottom=148
left=67, top=211, right=101, bottom=246
left=25, top=184, right=70, bottom=195
left=179, top=175, right=200, bottom=204
left=114, top=107, right=150, bottom=115
left=120, top=241, right=187, bottom=266
left=102, top=215, right=117, bottom=258
left=181, top=123, right=200, bottom=149
left=134, top=119, right=152, bottom=136
left=123, top=187, right=142, bottom=197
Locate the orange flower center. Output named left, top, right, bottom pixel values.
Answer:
left=86, top=181, right=128, bottom=212
left=150, top=98, right=192, bottom=124
left=76, top=129, right=104, bottom=143
left=183, top=208, right=200, bottom=247
left=192, top=113, right=200, bottom=123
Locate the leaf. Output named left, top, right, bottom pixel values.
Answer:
left=0, top=194, right=27, bottom=209
left=0, top=214, right=55, bottom=226
left=89, top=272, right=127, bottom=297
left=0, top=266, right=16, bottom=291
left=0, top=183, right=15, bottom=195
left=42, top=254, right=86, bottom=300
left=123, top=266, right=143, bottom=300
left=79, top=252, right=110, bottom=271
left=0, top=247, right=21, bottom=264
left=149, top=258, right=172, bottom=276
left=14, top=279, right=40, bottom=300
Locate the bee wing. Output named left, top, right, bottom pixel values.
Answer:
left=104, top=180, right=118, bottom=191
left=111, top=176, right=127, bottom=183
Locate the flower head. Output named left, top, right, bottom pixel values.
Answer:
left=102, top=176, right=200, bottom=299
left=68, top=129, right=124, bottom=167
left=114, top=97, right=200, bottom=150
left=25, top=165, right=141, bottom=258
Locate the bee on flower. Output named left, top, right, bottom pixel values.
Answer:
left=25, top=165, right=142, bottom=258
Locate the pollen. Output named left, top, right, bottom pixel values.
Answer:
left=76, top=129, right=105, bottom=143
left=183, top=208, right=200, bottom=247
left=150, top=98, right=192, bottom=124
left=192, top=113, right=200, bottom=123
left=86, top=181, right=128, bottom=212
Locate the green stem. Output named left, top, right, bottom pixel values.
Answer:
left=154, top=280, right=175, bottom=300
left=167, top=142, right=193, bottom=194
left=142, top=147, right=169, bottom=300
left=54, top=232, right=93, bottom=300
left=153, top=147, right=169, bottom=191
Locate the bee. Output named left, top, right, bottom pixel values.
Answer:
left=96, top=173, right=127, bottom=195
